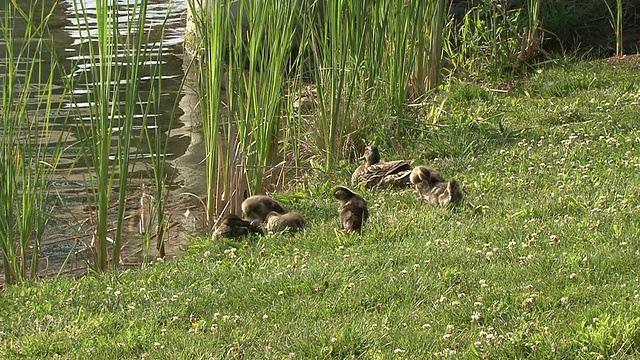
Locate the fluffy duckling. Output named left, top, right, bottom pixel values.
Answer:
left=351, top=145, right=412, bottom=189
left=241, top=195, right=286, bottom=225
left=410, top=165, right=463, bottom=206
left=265, top=211, right=305, bottom=233
left=428, top=179, right=463, bottom=206
left=333, top=186, right=369, bottom=233
left=212, top=214, right=264, bottom=240
left=410, top=165, right=445, bottom=195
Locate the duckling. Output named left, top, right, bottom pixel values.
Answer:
left=333, top=186, right=369, bottom=233
left=351, top=145, right=412, bottom=189
left=410, top=165, right=463, bottom=206
left=212, top=214, right=264, bottom=240
left=410, top=165, right=445, bottom=196
left=241, top=195, right=286, bottom=225
left=265, top=211, right=305, bottom=233
left=428, top=179, right=463, bottom=206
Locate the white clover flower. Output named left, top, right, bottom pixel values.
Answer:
left=446, top=324, right=455, bottom=333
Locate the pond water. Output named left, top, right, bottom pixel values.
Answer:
left=2, top=0, right=208, bottom=279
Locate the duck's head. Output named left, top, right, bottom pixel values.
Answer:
left=333, top=186, right=355, bottom=202
left=362, top=145, right=380, bottom=166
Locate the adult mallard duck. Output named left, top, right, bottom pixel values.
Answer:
left=351, top=145, right=412, bottom=189
left=212, top=214, right=264, bottom=240
left=265, top=211, right=305, bottom=234
left=333, top=186, right=369, bottom=233
left=410, top=165, right=463, bottom=206
left=241, top=195, right=286, bottom=225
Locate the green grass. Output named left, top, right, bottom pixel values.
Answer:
left=2, top=58, right=640, bottom=358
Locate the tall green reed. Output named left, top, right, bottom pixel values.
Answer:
left=603, top=0, right=624, bottom=56
left=518, top=0, right=542, bottom=63
left=188, top=0, right=228, bottom=225
left=190, top=0, right=301, bottom=224
left=70, top=0, right=115, bottom=271
left=309, top=0, right=364, bottom=168
left=138, top=6, right=174, bottom=262
left=378, top=0, right=445, bottom=112
left=413, top=0, right=448, bottom=95
left=230, top=0, right=298, bottom=195
left=70, top=0, right=163, bottom=270
left=115, top=0, right=157, bottom=262
left=188, top=0, right=452, bottom=204
left=0, top=0, right=66, bottom=284
left=384, top=0, right=416, bottom=113
left=306, top=0, right=449, bottom=159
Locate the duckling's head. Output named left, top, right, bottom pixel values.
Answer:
left=333, top=185, right=356, bottom=202
left=410, top=166, right=428, bottom=185
left=362, top=145, right=380, bottom=166
left=212, top=214, right=264, bottom=239
left=265, top=211, right=280, bottom=221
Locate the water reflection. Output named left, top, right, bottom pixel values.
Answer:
left=2, top=0, right=205, bottom=279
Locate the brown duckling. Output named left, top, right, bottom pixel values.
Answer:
left=212, top=214, right=264, bottom=240
left=265, top=211, right=305, bottom=233
left=241, top=195, right=286, bottom=225
left=410, top=165, right=462, bottom=206
left=333, top=185, right=369, bottom=233
left=351, top=145, right=412, bottom=189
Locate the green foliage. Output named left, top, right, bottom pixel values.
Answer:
left=230, top=0, right=299, bottom=195
left=576, top=314, right=640, bottom=356
left=3, top=0, right=640, bottom=354
left=190, top=0, right=450, bottom=184
left=445, top=0, right=524, bottom=80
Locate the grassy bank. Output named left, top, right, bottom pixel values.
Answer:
left=2, top=57, right=640, bottom=358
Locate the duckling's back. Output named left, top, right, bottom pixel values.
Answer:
left=241, top=195, right=286, bottom=224
left=341, top=196, right=369, bottom=233
left=427, top=179, right=463, bottom=206
left=266, top=211, right=305, bottom=233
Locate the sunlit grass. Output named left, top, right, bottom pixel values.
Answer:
left=2, top=58, right=640, bottom=358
